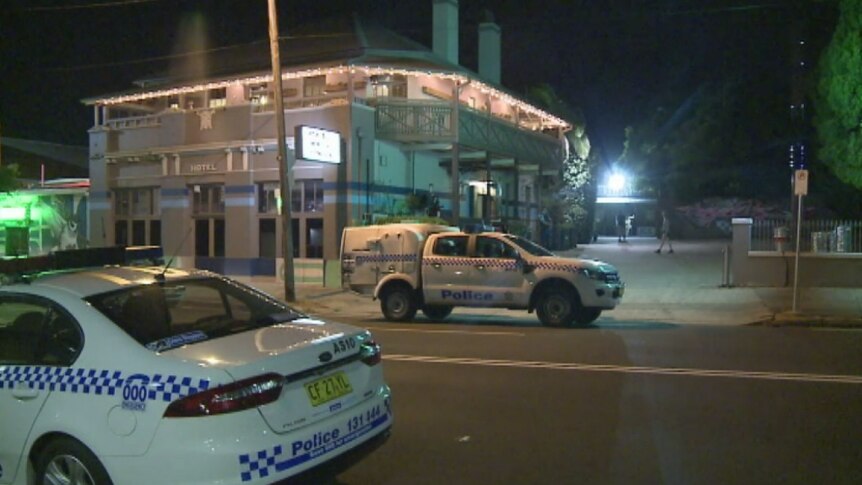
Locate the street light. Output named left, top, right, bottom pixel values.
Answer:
left=608, top=172, right=627, bottom=193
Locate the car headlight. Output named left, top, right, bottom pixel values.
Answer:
left=578, top=268, right=604, bottom=281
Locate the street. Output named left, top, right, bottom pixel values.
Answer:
left=288, top=314, right=862, bottom=484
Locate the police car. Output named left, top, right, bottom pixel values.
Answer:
left=0, top=247, right=391, bottom=485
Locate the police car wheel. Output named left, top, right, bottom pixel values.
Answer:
left=574, top=307, right=602, bottom=326
left=36, top=437, right=112, bottom=485
left=422, top=305, right=453, bottom=321
left=536, top=288, right=577, bottom=327
left=381, top=285, right=418, bottom=322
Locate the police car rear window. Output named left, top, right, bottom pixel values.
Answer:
left=86, top=277, right=302, bottom=351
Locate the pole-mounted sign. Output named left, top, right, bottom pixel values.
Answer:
left=794, top=169, right=808, bottom=196
left=792, top=169, right=808, bottom=312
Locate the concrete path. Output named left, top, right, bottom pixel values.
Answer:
left=237, top=236, right=862, bottom=327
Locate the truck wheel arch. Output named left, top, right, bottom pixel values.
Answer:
left=529, top=278, right=580, bottom=312
left=374, top=274, right=419, bottom=301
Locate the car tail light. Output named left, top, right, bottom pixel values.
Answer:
left=164, top=373, right=284, bottom=418
left=360, top=339, right=381, bottom=366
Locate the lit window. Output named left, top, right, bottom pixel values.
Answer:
left=303, top=76, right=325, bottom=98
left=209, top=88, right=227, bottom=108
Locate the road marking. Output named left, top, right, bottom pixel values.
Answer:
left=365, top=326, right=525, bottom=337
left=384, top=354, right=862, bottom=385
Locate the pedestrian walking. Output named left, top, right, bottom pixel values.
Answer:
left=616, top=212, right=627, bottom=242
left=655, top=210, right=674, bottom=253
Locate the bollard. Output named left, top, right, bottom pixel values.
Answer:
left=721, top=244, right=732, bottom=287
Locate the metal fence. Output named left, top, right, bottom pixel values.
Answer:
left=751, top=219, right=862, bottom=253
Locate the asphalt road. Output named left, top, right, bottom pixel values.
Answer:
left=288, top=313, right=862, bottom=485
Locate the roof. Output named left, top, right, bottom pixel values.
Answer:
left=85, top=15, right=471, bottom=102
left=16, top=266, right=204, bottom=299
left=80, top=15, right=570, bottom=128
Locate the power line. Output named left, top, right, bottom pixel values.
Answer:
left=17, top=0, right=163, bottom=12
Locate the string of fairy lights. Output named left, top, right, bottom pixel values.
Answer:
left=86, top=65, right=570, bottom=130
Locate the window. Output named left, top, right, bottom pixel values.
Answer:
left=87, top=277, right=299, bottom=350
left=291, top=179, right=324, bottom=213
left=370, top=74, right=407, bottom=98
left=258, top=182, right=279, bottom=214
left=303, top=76, right=325, bottom=98
left=0, top=297, right=82, bottom=366
left=209, top=87, right=227, bottom=108
left=432, top=236, right=469, bottom=257
left=476, top=236, right=518, bottom=259
left=249, top=84, right=271, bottom=111
left=192, top=185, right=225, bottom=215
left=114, top=188, right=160, bottom=246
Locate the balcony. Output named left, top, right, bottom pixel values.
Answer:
left=372, top=99, right=563, bottom=167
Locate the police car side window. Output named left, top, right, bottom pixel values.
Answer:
left=476, top=237, right=516, bottom=259
left=433, top=236, right=468, bottom=257
left=0, top=297, right=81, bottom=366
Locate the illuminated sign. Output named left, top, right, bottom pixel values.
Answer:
left=189, top=163, right=218, bottom=173
left=296, top=125, right=342, bottom=164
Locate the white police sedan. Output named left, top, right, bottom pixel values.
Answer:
left=0, top=248, right=391, bottom=485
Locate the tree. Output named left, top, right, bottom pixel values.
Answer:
left=814, top=0, right=862, bottom=190
left=527, top=84, right=596, bottom=243
left=620, top=76, right=790, bottom=205
left=0, top=165, right=22, bottom=192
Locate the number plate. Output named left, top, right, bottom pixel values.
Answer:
left=305, top=372, right=353, bottom=407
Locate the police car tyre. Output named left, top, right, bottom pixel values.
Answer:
left=35, top=437, right=113, bottom=485
left=574, top=307, right=602, bottom=326
left=536, top=287, right=577, bottom=327
left=380, top=284, right=418, bottom=321
left=421, top=305, right=453, bottom=321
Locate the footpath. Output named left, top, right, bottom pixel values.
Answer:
left=237, top=237, right=862, bottom=327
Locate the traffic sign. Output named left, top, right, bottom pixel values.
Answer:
left=794, top=169, right=809, bottom=196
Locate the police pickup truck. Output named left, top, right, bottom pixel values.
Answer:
left=340, top=223, right=624, bottom=327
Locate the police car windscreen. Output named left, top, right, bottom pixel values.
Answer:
left=86, top=277, right=301, bottom=351
left=504, top=235, right=554, bottom=256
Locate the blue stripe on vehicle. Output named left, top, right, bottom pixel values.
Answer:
left=0, top=366, right=209, bottom=402
left=238, top=413, right=390, bottom=482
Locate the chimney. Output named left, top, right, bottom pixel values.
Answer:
left=478, top=10, right=501, bottom=84
left=433, top=0, right=459, bottom=65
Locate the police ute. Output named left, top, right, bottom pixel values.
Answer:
left=0, top=247, right=391, bottom=485
left=341, top=223, right=624, bottom=326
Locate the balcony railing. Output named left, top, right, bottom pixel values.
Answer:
left=374, top=99, right=454, bottom=141
left=104, top=114, right=161, bottom=130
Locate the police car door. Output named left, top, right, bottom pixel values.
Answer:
left=467, top=236, right=528, bottom=306
left=422, top=234, right=472, bottom=305
left=0, top=296, right=80, bottom=484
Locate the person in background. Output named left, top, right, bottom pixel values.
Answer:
left=616, top=212, right=627, bottom=242
left=655, top=210, right=674, bottom=254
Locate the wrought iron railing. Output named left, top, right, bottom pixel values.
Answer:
left=751, top=219, right=862, bottom=253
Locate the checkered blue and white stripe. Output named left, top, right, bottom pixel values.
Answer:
left=355, top=253, right=417, bottom=265
left=423, top=257, right=519, bottom=270
left=238, top=445, right=284, bottom=482
left=0, top=366, right=210, bottom=402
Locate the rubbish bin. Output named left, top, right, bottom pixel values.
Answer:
left=811, top=231, right=831, bottom=253
left=773, top=226, right=789, bottom=252
left=833, top=225, right=853, bottom=253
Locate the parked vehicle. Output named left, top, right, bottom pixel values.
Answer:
left=0, top=247, right=391, bottom=485
left=341, top=224, right=624, bottom=327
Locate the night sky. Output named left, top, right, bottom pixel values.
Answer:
left=1, top=0, right=839, bottom=161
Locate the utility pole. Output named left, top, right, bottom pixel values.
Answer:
left=267, top=0, right=296, bottom=302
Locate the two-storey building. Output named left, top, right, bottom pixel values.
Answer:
left=83, top=0, right=573, bottom=282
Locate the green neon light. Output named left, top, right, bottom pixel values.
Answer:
left=0, top=207, right=27, bottom=221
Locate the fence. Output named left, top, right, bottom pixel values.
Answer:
left=751, top=219, right=862, bottom=253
